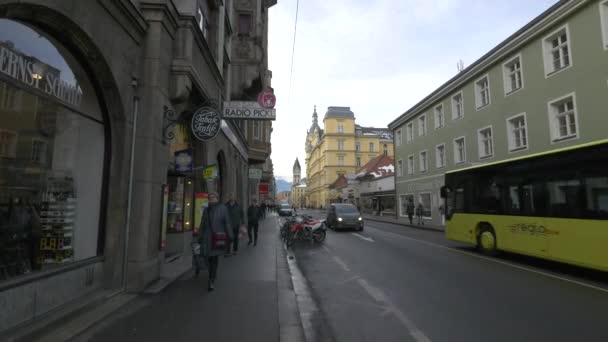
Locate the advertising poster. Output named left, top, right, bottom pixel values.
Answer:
left=160, top=184, right=169, bottom=250
left=203, top=164, right=218, bottom=180
left=193, top=192, right=209, bottom=235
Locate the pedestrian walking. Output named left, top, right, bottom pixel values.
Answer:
left=260, top=202, right=266, bottom=219
left=416, top=202, right=425, bottom=226
left=406, top=199, right=415, bottom=225
left=198, top=192, right=232, bottom=292
left=247, top=199, right=262, bottom=246
left=225, top=193, right=244, bottom=256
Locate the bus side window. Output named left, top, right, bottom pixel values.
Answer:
left=581, top=169, right=608, bottom=220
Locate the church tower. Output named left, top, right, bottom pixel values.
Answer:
left=293, top=158, right=301, bottom=185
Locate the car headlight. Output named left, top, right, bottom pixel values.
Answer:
left=358, top=217, right=362, bottom=221
left=338, top=217, right=343, bottom=222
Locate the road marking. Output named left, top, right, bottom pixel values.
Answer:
left=352, top=233, right=374, bottom=243
left=332, top=256, right=351, bottom=272
left=367, top=226, right=608, bottom=294
left=357, top=278, right=431, bottom=342
left=321, top=245, right=331, bottom=253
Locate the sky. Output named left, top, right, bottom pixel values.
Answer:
left=268, top=0, right=558, bottom=181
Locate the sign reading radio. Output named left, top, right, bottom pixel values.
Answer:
left=223, top=101, right=276, bottom=120
left=0, top=42, right=83, bottom=107
left=191, top=107, right=221, bottom=141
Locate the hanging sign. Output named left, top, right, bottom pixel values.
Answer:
left=223, top=101, right=276, bottom=120
left=203, top=164, right=218, bottom=180
left=174, top=149, right=193, bottom=173
left=257, top=89, right=276, bottom=109
left=259, top=183, right=269, bottom=195
left=249, top=168, right=263, bottom=179
left=191, top=106, right=221, bottom=141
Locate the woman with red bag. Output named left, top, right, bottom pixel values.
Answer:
left=198, top=192, right=233, bottom=292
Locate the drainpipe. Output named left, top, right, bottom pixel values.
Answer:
left=121, top=78, right=139, bottom=290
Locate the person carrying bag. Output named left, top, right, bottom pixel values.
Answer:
left=198, top=192, right=232, bottom=292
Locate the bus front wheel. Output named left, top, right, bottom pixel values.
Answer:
left=477, top=226, right=498, bottom=256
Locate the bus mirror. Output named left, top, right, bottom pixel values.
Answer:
left=440, top=186, right=451, bottom=198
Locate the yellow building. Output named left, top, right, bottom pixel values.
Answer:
left=305, top=106, right=393, bottom=208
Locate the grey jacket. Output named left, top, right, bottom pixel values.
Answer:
left=198, top=203, right=233, bottom=257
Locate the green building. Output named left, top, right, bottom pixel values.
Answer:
left=389, top=0, right=608, bottom=226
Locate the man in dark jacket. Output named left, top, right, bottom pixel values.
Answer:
left=247, top=199, right=262, bottom=246
left=225, top=193, right=244, bottom=256
left=199, top=192, right=232, bottom=291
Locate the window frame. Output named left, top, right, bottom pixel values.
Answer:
left=399, top=193, right=415, bottom=217
left=477, top=125, right=495, bottom=159
left=542, top=24, right=573, bottom=78
left=502, top=53, right=524, bottom=96
left=337, top=123, right=344, bottom=134
left=419, top=150, right=428, bottom=172
left=253, top=120, right=261, bottom=140
left=474, top=74, right=491, bottom=110
left=434, top=104, right=445, bottom=129
left=0, top=129, right=18, bottom=158
left=338, top=139, right=345, bottom=151
left=31, top=137, right=48, bottom=164
left=406, top=122, right=414, bottom=143
left=396, top=129, right=402, bottom=146
left=397, top=159, right=404, bottom=177
left=600, top=0, right=608, bottom=50
left=506, top=112, right=529, bottom=153
left=418, top=192, right=433, bottom=219
left=337, top=155, right=345, bottom=166
left=435, top=143, right=446, bottom=169
left=355, top=142, right=361, bottom=152
left=451, top=91, right=464, bottom=120
left=547, top=92, right=579, bottom=144
left=407, top=154, right=415, bottom=175
left=418, top=114, right=427, bottom=136
left=369, top=142, right=375, bottom=152
left=453, top=136, right=466, bottom=164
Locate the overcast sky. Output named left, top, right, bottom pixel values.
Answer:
left=268, top=0, right=557, bottom=181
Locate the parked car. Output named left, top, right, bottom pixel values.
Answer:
left=326, top=203, right=363, bottom=231
left=278, top=203, right=295, bottom=217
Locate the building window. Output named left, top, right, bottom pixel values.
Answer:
left=506, top=113, right=528, bottom=152
left=337, top=124, right=344, bottom=133
left=453, top=137, right=466, bottom=164
left=601, top=1, right=608, bottom=49
left=548, top=93, right=578, bottom=142
left=477, top=126, right=494, bottom=159
left=253, top=121, right=261, bottom=140
left=434, top=104, right=444, bottom=129
left=196, top=7, right=209, bottom=39
left=355, top=142, right=360, bottom=152
left=475, top=75, right=490, bottom=109
left=542, top=25, right=572, bottom=76
left=31, top=139, right=48, bottom=164
left=419, top=151, right=428, bottom=172
left=338, top=155, right=345, bottom=166
left=369, top=143, right=375, bottom=152
left=383, top=144, right=388, bottom=156
left=338, top=139, right=345, bottom=151
left=238, top=13, right=253, bottom=35
left=451, top=92, right=464, bottom=119
left=1, top=83, right=21, bottom=111
left=396, top=129, right=402, bottom=146
left=407, top=155, right=414, bottom=175
left=503, top=55, right=523, bottom=95
left=0, top=129, right=17, bottom=158
left=418, top=115, right=427, bottom=136
left=435, top=144, right=446, bottom=169
left=406, top=122, right=414, bottom=143
left=356, top=157, right=361, bottom=168
left=399, top=194, right=414, bottom=217
left=397, top=160, right=404, bottom=177
left=418, top=193, right=432, bottom=218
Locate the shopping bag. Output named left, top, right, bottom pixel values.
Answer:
left=239, top=224, right=247, bottom=239
left=191, top=242, right=207, bottom=275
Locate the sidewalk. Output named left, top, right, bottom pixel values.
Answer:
left=64, top=214, right=304, bottom=342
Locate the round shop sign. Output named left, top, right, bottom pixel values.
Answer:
left=257, top=89, right=276, bottom=109
left=191, top=107, right=221, bottom=141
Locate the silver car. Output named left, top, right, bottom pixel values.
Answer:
left=326, top=203, right=363, bottom=231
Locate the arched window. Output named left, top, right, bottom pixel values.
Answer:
left=0, top=19, right=106, bottom=280
left=383, top=144, right=388, bottom=156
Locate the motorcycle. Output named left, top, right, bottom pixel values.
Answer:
left=283, top=215, right=327, bottom=247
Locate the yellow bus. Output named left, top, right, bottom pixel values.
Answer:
left=441, top=139, right=608, bottom=271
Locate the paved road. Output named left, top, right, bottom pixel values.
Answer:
left=289, top=209, right=608, bottom=342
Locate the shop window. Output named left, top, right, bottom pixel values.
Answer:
left=0, top=19, right=105, bottom=281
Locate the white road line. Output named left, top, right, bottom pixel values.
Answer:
left=321, top=245, right=331, bottom=253
left=357, top=278, right=431, bottom=342
left=367, top=226, right=608, bottom=294
left=352, top=233, right=374, bottom=243
left=332, top=255, right=351, bottom=272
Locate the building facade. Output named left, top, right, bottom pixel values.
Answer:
left=0, top=0, right=275, bottom=336
left=305, top=106, right=393, bottom=208
left=389, top=0, right=608, bottom=226
left=344, top=155, right=395, bottom=216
